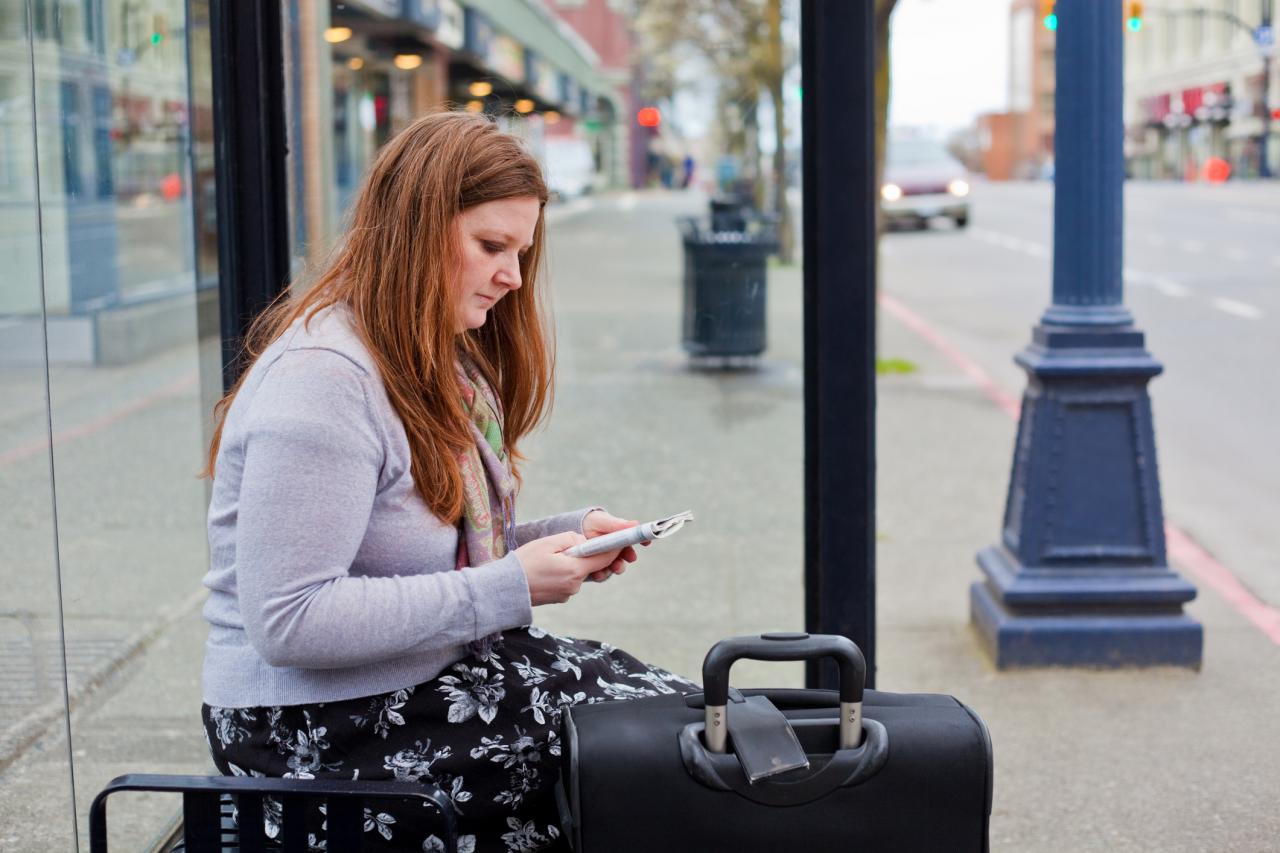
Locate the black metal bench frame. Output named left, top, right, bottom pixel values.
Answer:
left=90, top=774, right=457, bottom=853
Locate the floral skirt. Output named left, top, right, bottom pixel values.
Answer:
left=202, top=627, right=700, bottom=852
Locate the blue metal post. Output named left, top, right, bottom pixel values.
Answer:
left=970, top=0, right=1203, bottom=668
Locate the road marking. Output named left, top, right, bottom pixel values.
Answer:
left=1123, top=267, right=1153, bottom=285
left=1166, top=526, right=1280, bottom=645
left=616, top=193, right=638, bottom=211
left=968, top=227, right=1049, bottom=260
left=880, top=292, right=1280, bottom=648
left=1152, top=278, right=1190, bottom=298
left=1145, top=234, right=1168, bottom=248
left=1124, top=268, right=1189, bottom=298
left=1224, top=247, right=1250, bottom=262
left=0, top=371, right=198, bottom=471
left=879, top=293, right=1021, bottom=419
left=1270, top=256, right=1280, bottom=269
left=1183, top=239, right=1205, bottom=254
left=1212, top=297, right=1263, bottom=319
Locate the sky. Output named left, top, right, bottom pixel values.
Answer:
left=668, top=0, right=1013, bottom=149
left=889, top=0, right=1012, bottom=135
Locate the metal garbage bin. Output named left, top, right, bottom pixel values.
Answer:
left=679, top=217, right=777, bottom=359
left=709, top=195, right=752, bottom=232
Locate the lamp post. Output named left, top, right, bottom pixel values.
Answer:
left=970, top=0, right=1202, bottom=668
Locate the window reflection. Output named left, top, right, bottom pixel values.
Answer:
left=1, top=0, right=220, bottom=847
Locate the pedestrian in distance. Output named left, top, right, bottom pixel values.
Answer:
left=198, top=110, right=697, bottom=852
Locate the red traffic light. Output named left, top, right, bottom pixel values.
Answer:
left=637, top=106, right=661, bottom=128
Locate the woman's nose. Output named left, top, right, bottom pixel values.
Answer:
left=496, top=257, right=522, bottom=290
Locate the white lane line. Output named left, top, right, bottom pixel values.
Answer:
left=616, top=192, right=637, bottom=211
left=1224, top=247, right=1250, bottom=262
left=968, top=227, right=1049, bottom=259
left=1124, top=267, right=1190, bottom=298
left=1146, top=234, right=1168, bottom=248
left=1123, top=267, right=1154, bottom=286
left=1270, top=256, right=1280, bottom=268
left=1152, top=278, right=1190, bottom=298
left=1183, top=239, right=1206, bottom=254
left=1212, top=297, right=1263, bottom=320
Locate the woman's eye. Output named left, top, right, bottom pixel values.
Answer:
left=481, top=241, right=503, bottom=254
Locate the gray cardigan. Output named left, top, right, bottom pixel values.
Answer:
left=201, top=306, right=590, bottom=708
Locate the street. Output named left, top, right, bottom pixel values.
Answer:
left=882, top=180, right=1280, bottom=606
left=1, top=186, right=1278, bottom=851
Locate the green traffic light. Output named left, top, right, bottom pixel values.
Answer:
left=151, top=32, right=163, bottom=44
left=1127, top=17, right=1142, bottom=32
left=1043, top=14, right=1058, bottom=30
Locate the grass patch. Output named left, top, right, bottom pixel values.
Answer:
left=876, top=357, right=919, bottom=376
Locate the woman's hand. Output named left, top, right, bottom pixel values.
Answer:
left=515, top=532, right=624, bottom=605
left=582, top=510, right=642, bottom=583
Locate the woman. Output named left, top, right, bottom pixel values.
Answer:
left=200, top=111, right=696, bottom=852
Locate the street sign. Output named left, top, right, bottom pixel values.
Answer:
left=1254, top=25, right=1275, bottom=57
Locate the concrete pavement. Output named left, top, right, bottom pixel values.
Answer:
left=531, top=188, right=1280, bottom=851
left=1, top=187, right=1277, bottom=850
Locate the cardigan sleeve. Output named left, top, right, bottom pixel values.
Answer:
left=234, top=348, right=532, bottom=669
left=513, top=506, right=602, bottom=547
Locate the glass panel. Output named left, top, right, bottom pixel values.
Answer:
left=0, top=0, right=224, bottom=847
left=529, top=2, right=806, bottom=688
left=0, top=0, right=78, bottom=846
left=274, top=0, right=807, bottom=707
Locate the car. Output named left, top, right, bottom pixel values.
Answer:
left=881, top=137, right=971, bottom=230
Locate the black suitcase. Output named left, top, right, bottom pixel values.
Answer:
left=557, top=633, right=992, bottom=852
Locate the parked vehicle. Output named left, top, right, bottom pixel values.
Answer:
left=543, top=137, right=596, bottom=200
left=881, top=137, right=971, bottom=230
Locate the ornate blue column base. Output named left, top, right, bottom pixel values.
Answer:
left=971, top=550, right=1203, bottom=669
left=970, top=324, right=1203, bottom=669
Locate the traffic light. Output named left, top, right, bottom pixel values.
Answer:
left=637, top=106, right=661, bottom=128
left=1040, top=0, right=1057, bottom=31
left=1126, top=1, right=1144, bottom=32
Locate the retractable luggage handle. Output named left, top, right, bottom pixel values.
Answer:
left=702, top=633, right=866, bottom=754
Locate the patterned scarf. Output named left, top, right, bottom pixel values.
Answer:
left=455, top=356, right=517, bottom=573
left=454, top=357, right=518, bottom=653
left=454, top=357, right=519, bottom=655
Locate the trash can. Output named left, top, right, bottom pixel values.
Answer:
left=679, top=217, right=777, bottom=359
left=709, top=195, right=752, bottom=232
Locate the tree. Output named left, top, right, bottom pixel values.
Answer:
left=634, top=0, right=796, bottom=261
left=634, top=0, right=899, bottom=262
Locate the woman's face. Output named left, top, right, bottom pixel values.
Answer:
left=452, top=196, right=541, bottom=331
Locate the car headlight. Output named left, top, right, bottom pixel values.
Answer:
left=948, top=179, right=970, bottom=197
left=881, top=183, right=902, bottom=202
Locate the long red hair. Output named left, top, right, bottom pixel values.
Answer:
left=203, top=110, right=553, bottom=523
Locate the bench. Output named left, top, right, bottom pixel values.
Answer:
left=89, top=774, right=457, bottom=852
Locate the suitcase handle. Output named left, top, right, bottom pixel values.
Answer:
left=702, top=633, right=866, bottom=753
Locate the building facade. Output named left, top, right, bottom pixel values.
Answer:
left=0, top=2, right=637, bottom=846
left=1124, top=0, right=1278, bottom=180
left=1008, top=0, right=1057, bottom=178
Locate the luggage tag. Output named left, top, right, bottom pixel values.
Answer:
left=725, top=694, right=810, bottom=784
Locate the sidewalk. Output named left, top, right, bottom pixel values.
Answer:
left=2, top=188, right=1276, bottom=850
left=527, top=190, right=1280, bottom=851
